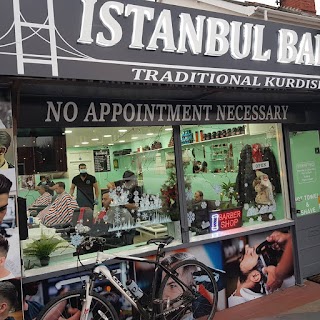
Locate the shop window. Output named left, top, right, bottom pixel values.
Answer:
left=180, top=124, right=287, bottom=239
left=20, top=126, right=181, bottom=270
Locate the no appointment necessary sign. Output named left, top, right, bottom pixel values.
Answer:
left=1, top=0, right=320, bottom=89
left=18, top=99, right=305, bottom=128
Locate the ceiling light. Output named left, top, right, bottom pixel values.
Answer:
left=81, top=141, right=89, bottom=145
left=118, top=129, right=127, bottom=132
left=119, top=140, right=125, bottom=143
left=64, top=130, right=72, bottom=134
left=131, top=137, right=138, bottom=140
left=146, top=133, right=154, bottom=136
left=165, top=128, right=173, bottom=131
left=104, top=134, right=112, bottom=138
left=74, top=145, right=80, bottom=147
left=91, top=138, right=99, bottom=141
left=108, top=143, right=114, bottom=146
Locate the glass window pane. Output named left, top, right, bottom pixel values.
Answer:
left=18, top=126, right=180, bottom=270
left=180, top=124, right=287, bottom=238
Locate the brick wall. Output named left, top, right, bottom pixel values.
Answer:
left=280, top=0, right=316, bottom=14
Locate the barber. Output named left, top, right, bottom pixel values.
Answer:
left=70, top=163, right=99, bottom=210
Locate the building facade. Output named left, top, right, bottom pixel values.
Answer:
left=0, top=0, right=319, bottom=318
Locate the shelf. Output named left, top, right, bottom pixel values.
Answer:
left=181, top=133, right=247, bottom=147
left=118, top=132, right=256, bottom=157
left=123, top=146, right=173, bottom=157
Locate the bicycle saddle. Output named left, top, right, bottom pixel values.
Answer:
left=147, top=236, right=174, bottom=246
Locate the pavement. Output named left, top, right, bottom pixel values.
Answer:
left=252, top=297, right=320, bottom=319
left=214, top=280, right=320, bottom=320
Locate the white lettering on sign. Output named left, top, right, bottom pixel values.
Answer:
left=216, top=105, right=288, bottom=121
left=44, top=101, right=291, bottom=123
left=131, top=68, right=320, bottom=88
left=76, top=1, right=320, bottom=68
left=45, top=101, right=78, bottom=122
left=296, top=161, right=317, bottom=184
left=252, top=161, right=270, bottom=170
left=277, top=29, right=318, bottom=66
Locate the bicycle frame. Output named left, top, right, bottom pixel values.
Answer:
left=79, top=249, right=200, bottom=320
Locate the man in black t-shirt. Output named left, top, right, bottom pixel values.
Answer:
left=70, top=163, right=99, bottom=209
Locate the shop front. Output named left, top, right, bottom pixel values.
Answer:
left=0, top=0, right=319, bottom=319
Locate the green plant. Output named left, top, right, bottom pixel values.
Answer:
left=24, top=233, right=69, bottom=260
left=220, top=181, right=237, bottom=208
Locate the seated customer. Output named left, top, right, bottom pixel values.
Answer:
left=191, top=190, right=210, bottom=234
left=95, top=190, right=133, bottom=225
left=193, top=190, right=204, bottom=204
left=38, top=182, right=78, bottom=227
left=30, top=185, right=52, bottom=208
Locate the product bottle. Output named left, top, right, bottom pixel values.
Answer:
left=126, top=279, right=149, bottom=306
left=195, top=131, right=199, bottom=142
left=200, top=130, right=204, bottom=141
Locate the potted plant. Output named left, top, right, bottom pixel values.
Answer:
left=220, top=181, right=237, bottom=209
left=24, top=233, right=70, bottom=267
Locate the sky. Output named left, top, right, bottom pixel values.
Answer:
left=236, top=0, right=320, bottom=15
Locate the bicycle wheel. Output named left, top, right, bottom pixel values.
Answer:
left=158, top=260, right=218, bottom=320
left=36, top=289, right=119, bottom=320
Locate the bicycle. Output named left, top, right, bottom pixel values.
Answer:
left=36, top=235, right=220, bottom=320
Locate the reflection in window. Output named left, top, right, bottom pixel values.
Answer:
left=181, top=124, right=285, bottom=238
left=19, top=126, right=181, bottom=269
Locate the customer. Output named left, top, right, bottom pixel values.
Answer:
left=30, top=185, right=52, bottom=207
left=0, top=174, right=12, bottom=224
left=0, top=235, right=14, bottom=280
left=193, top=190, right=204, bottom=204
left=70, top=164, right=99, bottom=209
left=0, top=131, right=13, bottom=169
left=38, top=182, right=78, bottom=227
left=0, top=281, right=17, bottom=320
left=100, top=190, right=133, bottom=226
left=94, top=190, right=112, bottom=224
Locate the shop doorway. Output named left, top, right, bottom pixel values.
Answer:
left=285, top=127, right=320, bottom=282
